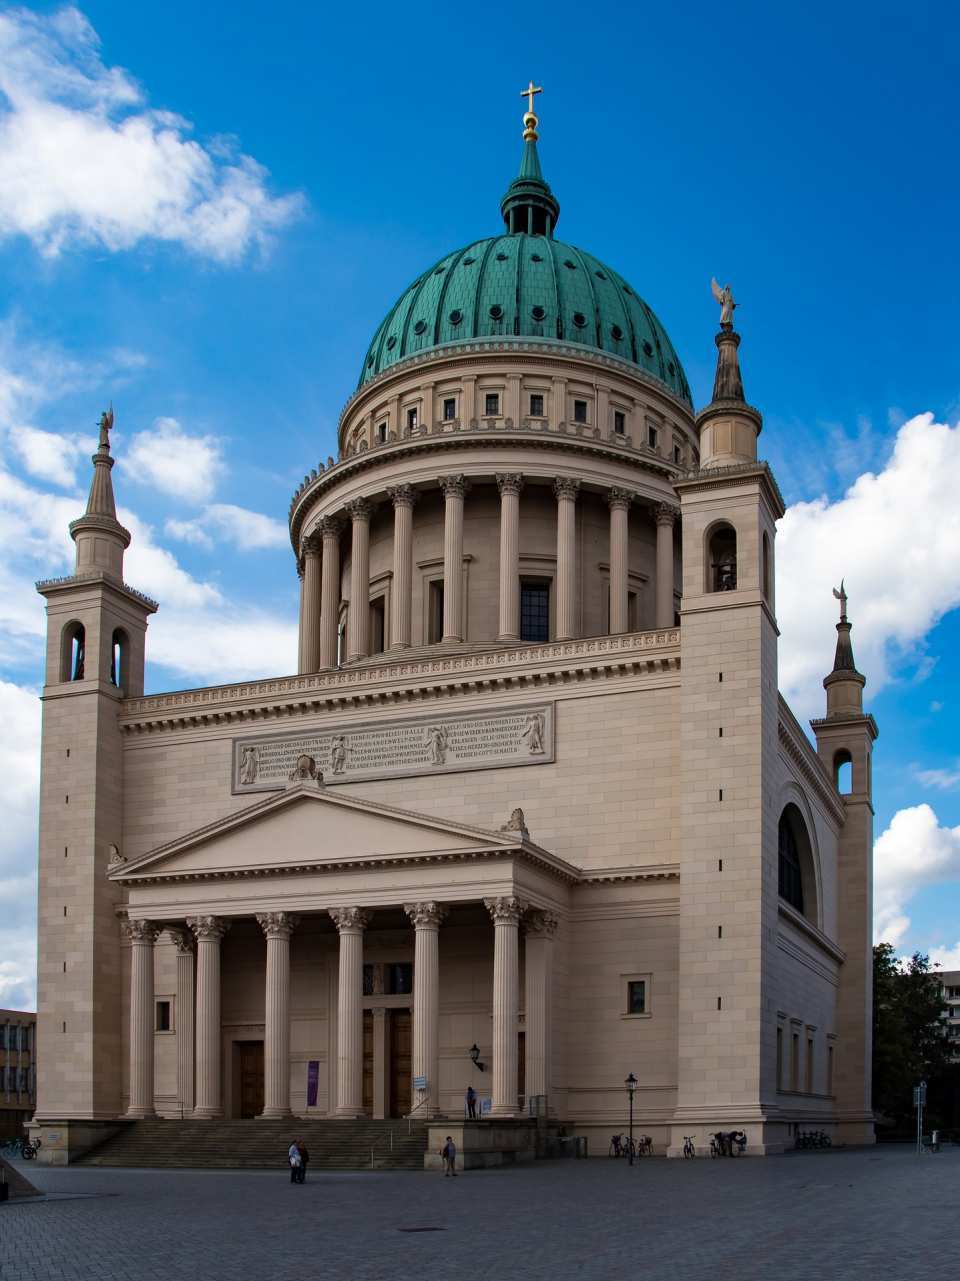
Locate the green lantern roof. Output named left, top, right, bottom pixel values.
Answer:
left=357, top=94, right=691, bottom=407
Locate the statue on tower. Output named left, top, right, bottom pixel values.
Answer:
left=832, top=579, right=848, bottom=623
left=710, top=278, right=737, bottom=330
left=98, top=404, right=114, bottom=450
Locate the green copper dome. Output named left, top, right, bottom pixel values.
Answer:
left=357, top=114, right=691, bottom=405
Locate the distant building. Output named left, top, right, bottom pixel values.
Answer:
left=1, top=1010, right=36, bottom=1140
left=937, top=971, right=960, bottom=1062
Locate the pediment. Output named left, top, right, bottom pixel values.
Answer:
left=112, top=784, right=531, bottom=883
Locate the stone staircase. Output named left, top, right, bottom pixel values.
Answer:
left=77, top=1118, right=429, bottom=1171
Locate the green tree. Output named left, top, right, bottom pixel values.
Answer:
left=872, top=944, right=952, bottom=1129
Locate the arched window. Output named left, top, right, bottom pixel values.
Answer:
left=60, top=621, right=85, bottom=682
left=834, top=749, right=853, bottom=795
left=706, top=523, right=737, bottom=592
left=762, top=532, right=772, bottom=601
left=111, top=628, right=130, bottom=693
left=778, top=804, right=817, bottom=921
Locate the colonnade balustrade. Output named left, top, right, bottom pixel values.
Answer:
left=122, top=899, right=558, bottom=1122
left=297, top=476, right=678, bottom=670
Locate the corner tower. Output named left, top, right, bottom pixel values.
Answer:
left=35, top=410, right=157, bottom=1143
left=670, top=294, right=785, bottom=1152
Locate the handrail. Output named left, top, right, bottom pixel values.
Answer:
left=404, top=1093, right=433, bottom=1135
left=369, top=1128, right=395, bottom=1169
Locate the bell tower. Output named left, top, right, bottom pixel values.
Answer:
left=670, top=293, right=786, bottom=1153
left=35, top=409, right=157, bottom=1143
left=811, top=587, right=878, bottom=1145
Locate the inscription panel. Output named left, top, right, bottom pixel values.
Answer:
left=232, top=703, right=554, bottom=793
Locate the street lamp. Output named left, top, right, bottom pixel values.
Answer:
left=625, top=1073, right=638, bottom=1166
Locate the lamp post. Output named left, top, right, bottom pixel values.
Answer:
left=625, top=1072, right=638, bottom=1166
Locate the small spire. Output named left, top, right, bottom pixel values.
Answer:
left=830, top=580, right=859, bottom=675
left=500, top=81, right=559, bottom=236
left=708, top=279, right=746, bottom=402
left=69, top=404, right=131, bottom=578
left=823, top=582, right=866, bottom=716
left=84, top=406, right=118, bottom=519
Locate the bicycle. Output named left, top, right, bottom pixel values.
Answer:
left=682, top=1135, right=696, bottom=1158
left=20, top=1137, right=41, bottom=1160
left=637, top=1135, right=653, bottom=1157
left=608, top=1134, right=623, bottom=1158
left=709, top=1133, right=723, bottom=1158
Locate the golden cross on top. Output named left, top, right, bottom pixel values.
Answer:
left=520, top=80, right=542, bottom=115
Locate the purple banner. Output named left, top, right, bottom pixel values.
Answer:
left=306, top=1060, right=319, bottom=1108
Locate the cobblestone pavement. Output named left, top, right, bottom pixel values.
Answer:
left=1, top=1146, right=956, bottom=1281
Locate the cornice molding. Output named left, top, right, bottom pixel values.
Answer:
left=673, top=460, right=785, bottom=518
left=35, top=571, right=158, bottom=613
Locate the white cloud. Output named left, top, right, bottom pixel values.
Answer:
left=777, top=413, right=960, bottom=718
left=121, top=417, right=224, bottom=503
left=914, top=765, right=960, bottom=792
left=874, top=804, right=960, bottom=947
left=19, top=425, right=93, bottom=486
left=0, top=680, right=39, bottom=1008
left=165, top=502, right=288, bottom=551
left=929, top=943, right=960, bottom=972
left=0, top=6, right=303, bottom=261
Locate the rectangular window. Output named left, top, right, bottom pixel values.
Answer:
left=443, top=397, right=456, bottom=421
left=369, top=596, right=386, bottom=655
left=627, top=590, right=641, bottom=631
left=363, top=962, right=414, bottom=995
left=529, top=393, right=544, bottom=417
left=376, top=421, right=387, bottom=443
left=573, top=399, right=588, bottom=424
left=155, top=1000, right=172, bottom=1033
left=673, top=443, right=682, bottom=464
left=626, top=980, right=646, bottom=1015
left=791, top=1033, right=800, bottom=1091
left=827, top=1044, right=835, bottom=1094
left=484, top=392, right=500, bottom=417
left=428, top=580, right=444, bottom=643
left=614, top=410, right=626, bottom=435
left=520, top=580, right=550, bottom=643
left=407, top=407, right=418, bottom=431
left=806, top=1037, right=814, bottom=1093
left=647, top=425, right=658, bottom=449
left=776, top=1027, right=783, bottom=1089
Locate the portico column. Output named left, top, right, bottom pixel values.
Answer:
left=439, top=475, right=467, bottom=643
left=655, top=504, right=677, bottom=629
left=124, top=919, right=159, bottom=1118
left=496, top=474, right=523, bottom=641
left=330, top=907, right=371, bottom=1117
left=404, top=902, right=447, bottom=1117
left=301, top=534, right=322, bottom=673
left=169, top=928, right=195, bottom=1117
left=608, top=488, right=632, bottom=634
left=554, top=479, right=580, bottom=641
left=347, top=500, right=372, bottom=661
left=388, top=486, right=417, bottom=649
left=484, top=896, right=527, bottom=1117
left=257, top=912, right=299, bottom=1119
left=296, top=562, right=306, bottom=673
left=319, top=516, right=344, bottom=669
left=523, top=911, right=558, bottom=1105
left=188, top=915, right=230, bottom=1119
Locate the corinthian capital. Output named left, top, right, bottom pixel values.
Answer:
left=320, top=514, right=345, bottom=539
left=388, top=484, right=419, bottom=509
left=123, top=918, right=160, bottom=944
left=187, top=915, right=231, bottom=942
left=483, top=895, right=528, bottom=926
left=607, top=487, right=633, bottom=511
left=654, top=503, right=678, bottom=527
left=329, top=906, right=371, bottom=933
left=167, top=927, right=195, bottom=955
left=256, top=911, right=300, bottom=940
left=346, top=498, right=372, bottom=523
left=301, top=532, right=322, bottom=558
left=524, top=909, right=559, bottom=938
left=553, top=478, right=580, bottom=502
left=496, top=473, right=524, bottom=498
left=404, top=901, right=448, bottom=930
left=438, top=474, right=469, bottom=499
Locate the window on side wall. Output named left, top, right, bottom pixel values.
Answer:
left=530, top=393, right=544, bottom=417
left=614, top=410, right=626, bottom=435
left=484, top=392, right=500, bottom=417
left=155, top=1000, right=172, bottom=1033
left=626, top=980, right=646, bottom=1015
left=443, top=398, right=456, bottom=421
left=573, top=399, right=588, bottom=424
left=520, top=579, right=550, bottom=643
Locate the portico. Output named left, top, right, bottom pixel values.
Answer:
left=111, top=784, right=571, bottom=1123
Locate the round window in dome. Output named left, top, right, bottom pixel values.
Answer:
left=463, top=256, right=476, bottom=266
left=386, top=336, right=397, bottom=351
left=563, top=259, right=577, bottom=270
left=434, top=266, right=446, bottom=275
left=642, top=340, right=653, bottom=357
left=489, top=304, right=504, bottom=320
left=595, top=270, right=607, bottom=280
left=667, top=361, right=676, bottom=376
left=367, top=355, right=374, bottom=367
left=530, top=253, right=543, bottom=262
left=572, top=312, right=587, bottom=329
left=449, top=309, right=463, bottom=325
left=413, top=320, right=427, bottom=335
left=611, top=324, right=623, bottom=341
left=495, top=252, right=508, bottom=262
left=531, top=305, right=546, bottom=321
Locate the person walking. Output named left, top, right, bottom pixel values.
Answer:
left=441, top=1135, right=458, bottom=1177
left=465, top=1085, right=477, bottom=1120
left=288, top=1140, right=302, bottom=1184
left=296, top=1139, right=310, bottom=1183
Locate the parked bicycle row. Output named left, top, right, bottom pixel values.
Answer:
left=607, top=1131, right=749, bottom=1158
left=1, top=1135, right=40, bottom=1160
left=794, top=1129, right=832, bottom=1149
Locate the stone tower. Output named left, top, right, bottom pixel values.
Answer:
left=670, top=318, right=786, bottom=1152
left=812, top=591, right=877, bottom=1144
left=34, top=411, right=156, bottom=1136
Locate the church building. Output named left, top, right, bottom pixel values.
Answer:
left=32, top=91, right=877, bottom=1163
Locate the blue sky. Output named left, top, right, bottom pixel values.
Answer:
left=1, top=1, right=958, bottom=1006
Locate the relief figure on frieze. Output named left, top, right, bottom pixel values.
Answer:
left=330, top=735, right=347, bottom=775
left=521, top=711, right=545, bottom=755
left=425, top=724, right=448, bottom=765
left=239, top=745, right=259, bottom=784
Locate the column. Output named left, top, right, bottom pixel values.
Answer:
left=301, top=534, right=322, bottom=673
left=462, top=374, right=477, bottom=426
left=553, top=479, right=579, bottom=641
left=550, top=375, right=567, bottom=430
left=257, top=912, right=299, bottom=1119
left=523, top=911, right=558, bottom=1104
left=608, top=488, right=632, bottom=634
left=439, top=475, right=467, bottom=643
left=496, top=474, right=523, bottom=641
left=346, top=500, right=372, bottom=661
left=506, top=373, right=522, bottom=427
left=388, top=486, right=417, bottom=649
left=404, top=902, right=446, bottom=1117
left=484, top=896, right=527, bottom=1117
left=655, top=504, right=677, bottom=629
left=169, top=928, right=195, bottom=1117
left=319, top=516, right=343, bottom=669
left=330, top=907, right=370, bottom=1117
left=124, top=919, right=159, bottom=1118
left=188, top=915, right=230, bottom=1119
left=296, top=561, right=305, bottom=673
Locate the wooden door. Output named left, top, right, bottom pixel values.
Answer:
left=236, top=1041, right=264, bottom=1119
left=362, top=1011, right=374, bottom=1116
left=389, top=1009, right=412, bottom=1117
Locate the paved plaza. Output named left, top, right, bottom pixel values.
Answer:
left=2, top=1146, right=956, bottom=1281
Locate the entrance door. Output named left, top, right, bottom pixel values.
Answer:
left=235, top=1041, right=264, bottom=1118
left=389, top=1009, right=412, bottom=1118
left=362, top=1011, right=374, bottom=1115
left=518, top=1031, right=526, bottom=1114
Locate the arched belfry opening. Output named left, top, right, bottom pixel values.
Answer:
left=706, top=522, right=737, bottom=593
left=762, top=531, right=772, bottom=602
left=60, top=621, right=86, bottom=682
left=778, top=803, right=818, bottom=923
left=111, top=628, right=130, bottom=694
left=833, top=748, right=853, bottom=795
